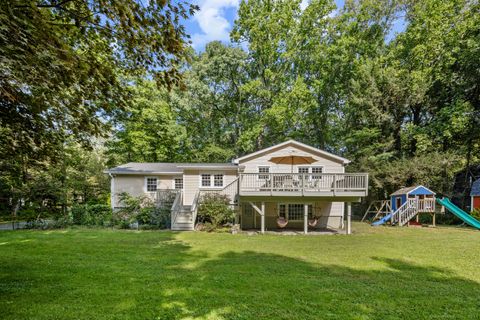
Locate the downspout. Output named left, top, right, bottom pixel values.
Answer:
left=109, top=172, right=115, bottom=210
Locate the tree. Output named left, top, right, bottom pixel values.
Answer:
left=0, top=0, right=197, bottom=215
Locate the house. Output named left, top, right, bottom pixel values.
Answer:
left=105, top=140, right=369, bottom=234
left=389, top=185, right=436, bottom=226
left=471, top=178, right=480, bottom=211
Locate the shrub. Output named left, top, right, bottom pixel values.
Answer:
left=471, top=208, right=480, bottom=220
left=71, top=204, right=112, bottom=226
left=197, top=193, right=235, bottom=230
left=114, top=192, right=170, bottom=229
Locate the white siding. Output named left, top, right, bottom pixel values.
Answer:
left=239, top=143, right=345, bottom=174
left=183, top=169, right=238, bottom=206
left=112, top=175, right=175, bottom=207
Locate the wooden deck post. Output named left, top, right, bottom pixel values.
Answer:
left=346, top=202, right=352, bottom=235
left=304, top=204, right=308, bottom=234
left=261, top=202, right=265, bottom=234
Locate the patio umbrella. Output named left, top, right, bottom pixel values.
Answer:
left=269, top=155, right=316, bottom=173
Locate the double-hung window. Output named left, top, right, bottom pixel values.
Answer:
left=200, top=173, right=224, bottom=188
left=214, top=174, right=223, bottom=187
left=311, top=167, right=323, bottom=180
left=174, top=177, right=183, bottom=190
left=258, top=166, right=270, bottom=180
left=201, top=174, right=211, bottom=187
left=146, top=177, right=158, bottom=192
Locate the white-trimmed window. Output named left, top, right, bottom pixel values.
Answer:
left=311, top=167, right=323, bottom=179
left=200, top=173, right=224, bottom=188
left=201, top=174, right=211, bottom=187
left=146, top=177, right=158, bottom=192
left=278, top=203, right=313, bottom=221
left=298, top=166, right=323, bottom=179
left=298, top=167, right=309, bottom=174
left=258, top=166, right=270, bottom=180
left=174, top=177, right=183, bottom=190
left=214, top=174, right=223, bottom=187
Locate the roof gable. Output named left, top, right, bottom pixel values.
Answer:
left=233, top=140, right=350, bottom=165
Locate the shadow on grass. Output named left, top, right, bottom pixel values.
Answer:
left=0, top=231, right=479, bottom=319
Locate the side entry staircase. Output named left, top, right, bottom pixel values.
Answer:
left=170, top=177, right=240, bottom=231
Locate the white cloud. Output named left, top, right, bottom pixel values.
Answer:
left=191, top=0, right=240, bottom=50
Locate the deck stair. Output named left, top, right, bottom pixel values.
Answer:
left=391, top=198, right=435, bottom=226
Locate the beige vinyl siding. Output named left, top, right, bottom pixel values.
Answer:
left=113, top=175, right=175, bottom=207
left=240, top=201, right=343, bottom=230
left=239, top=143, right=345, bottom=174
left=183, top=169, right=238, bottom=206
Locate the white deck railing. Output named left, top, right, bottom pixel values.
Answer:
left=239, top=173, right=368, bottom=194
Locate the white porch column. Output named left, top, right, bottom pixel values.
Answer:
left=346, top=202, right=352, bottom=235
left=261, top=202, right=265, bottom=234
left=304, top=204, right=308, bottom=234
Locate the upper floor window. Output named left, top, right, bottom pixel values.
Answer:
left=298, top=167, right=309, bottom=174
left=146, top=177, right=157, bottom=192
left=258, top=166, right=270, bottom=180
left=174, top=177, right=183, bottom=190
left=200, top=173, right=224, bottom=188
left=297, top=166, right=323, bottom=179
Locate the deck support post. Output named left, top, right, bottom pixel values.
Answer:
left=261, top=202, right=265, bottom=234
left=304, top=204, right=308, bottom=234
left=433, top=212, right=436, bottom=227
left=346, top=202, right=352, bottom=235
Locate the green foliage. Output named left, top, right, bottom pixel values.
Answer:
left=71, top=204, right=112, bottom=227
left=471, top=209, right=480, bottom=220
left=197, top=194, right=235, bottom=230
left=114, top=192, right=170, bottom=229
left=0, top=0, right=197, bottom=216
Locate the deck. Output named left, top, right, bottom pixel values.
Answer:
left=238, top=173, right=368, bottom=198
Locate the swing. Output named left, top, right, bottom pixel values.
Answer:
left=308, top=217, right=319, bottom=227
left=276, top=216, right=288, bottom=228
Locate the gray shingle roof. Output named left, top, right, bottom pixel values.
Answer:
left=391, top=186, right=418, bottom=196
left=471, top=178, right=480, bottom=196
left=106, top=162, right=237, bottom=174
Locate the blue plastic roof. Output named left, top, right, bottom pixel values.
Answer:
left=471, top=178, right=480, bottom=196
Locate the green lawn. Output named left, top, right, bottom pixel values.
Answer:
left=1, top=223, right=479, bottom=320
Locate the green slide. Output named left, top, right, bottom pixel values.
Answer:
left=437, top=198, right=480, bottom=230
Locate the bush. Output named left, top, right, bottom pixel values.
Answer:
left=114, top=192, right=170, bottom=229
left=471, top=208, right=480, bottom=220
left=71, top=204, right=112, bottom=226
left=197, top=194, right=235, bottom=231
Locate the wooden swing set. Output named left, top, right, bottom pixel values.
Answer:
left=361, top=200, right=392, bottom=222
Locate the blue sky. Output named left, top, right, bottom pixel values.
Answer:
left=185, top=0, right=347, bottom=51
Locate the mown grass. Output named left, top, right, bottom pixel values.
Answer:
left=0, top=223, right=479, bottom=319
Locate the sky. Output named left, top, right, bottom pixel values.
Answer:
left=184, top=0, right=347, bottom=51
